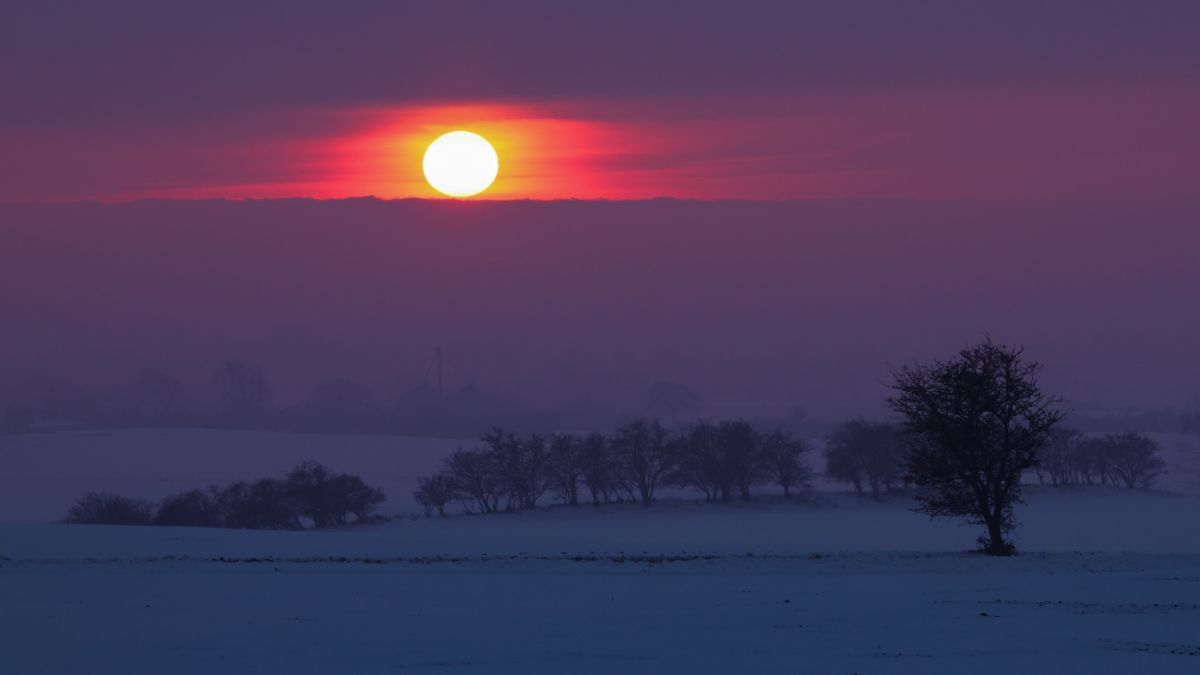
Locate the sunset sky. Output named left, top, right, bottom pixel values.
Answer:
left=2, top=2, right=1199, bottom=419
left=3, top=1, right=1198, bottom=202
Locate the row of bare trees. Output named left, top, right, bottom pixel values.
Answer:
left=821, top=421, right=1167, bottom=496
left=413, top=420, right=814, bottom=516
left=822, top=420, right=907, bottom=498
left=1036, top=430, right=1166, bottom=489
left=64, top=461, right=385, bottom=529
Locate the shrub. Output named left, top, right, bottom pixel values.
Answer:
left=213, top=479, right=301, bottom=530
left=285, top=461, right=385, bottom=526
left=413, top=472, right=457, bottom=517
left=65, top=492, right=154, bottom=525
left=154, top=489, right=220, bottom=527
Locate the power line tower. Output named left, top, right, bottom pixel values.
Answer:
left=422, top=346, right=465, bottom=397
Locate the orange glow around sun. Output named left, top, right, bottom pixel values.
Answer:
left=320, top=102, right=626, bottom=200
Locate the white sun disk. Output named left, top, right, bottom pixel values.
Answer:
left=422, top=131, right=499, bottom=197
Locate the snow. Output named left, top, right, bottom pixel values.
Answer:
left=4, top=550, right=1199, bottom=674
left=3, top=429, right=1199, bottom=673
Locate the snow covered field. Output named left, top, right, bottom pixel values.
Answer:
left=3, top=490, right=1200, bottom=674
left=2, top=429, right=1199, bottom=673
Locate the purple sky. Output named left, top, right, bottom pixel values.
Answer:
left=3, top=1, right=1198, bottom=200
left=1, top=3, right=1198, bottom=420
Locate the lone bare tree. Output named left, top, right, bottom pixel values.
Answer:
left=889, top=340, right=1063, bottom=556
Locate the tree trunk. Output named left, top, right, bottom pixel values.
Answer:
left=984, top=517, right=1010, bottom=556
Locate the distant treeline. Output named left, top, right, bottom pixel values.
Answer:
left=2, top=361, right=834, bottom=439
left=1035, top=430, right=1167, bottom=488
left=64, top=461, right=384, bottom=529
left=413, top=420, right=814, bottom=516
left=61, top=422, right=1169, bottom=529
left=414, top=418, right=1170, bottom=517
left=0, top=362, right=562, bottom=438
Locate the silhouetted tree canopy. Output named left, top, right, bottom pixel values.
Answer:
left=761, top=430, right=814, bottom=498
left=413, top=473, right=456, bottom=517
left=64, top=462, right=385, bottom=530
left=1083, top=433, right=1165, bottom=489
left=417, top=418, right=814, bottom=514
left=610, top=419, right=673, bottom=506
left=889, top=340, right=1063, bottom=556
left=154, top=489, right=220, bottom=527
left=65, top=492, right=154, bottom=525
left=824, top=419, right=906, bottom=498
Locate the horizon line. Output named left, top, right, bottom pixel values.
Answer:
left=4, top=195, right=1193, bottom=208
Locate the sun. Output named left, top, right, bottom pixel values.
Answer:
left=422, top=130, right=499, bottom=197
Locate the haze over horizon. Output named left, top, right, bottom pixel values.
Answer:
left=4, top=197, right=1197, bottom=422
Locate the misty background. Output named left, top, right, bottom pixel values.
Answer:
left=2, top=198, right=1197, bottom=436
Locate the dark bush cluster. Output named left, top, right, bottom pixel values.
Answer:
left=64, top=492, right=156, bottom=526
left=414, top=419, right=814, bottom=515
left=64, top=461, right=385, bottom=529
left=1036, top=430, right=1166, bottom=489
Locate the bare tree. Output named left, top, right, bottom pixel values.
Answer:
left=578, top=432, right=616, bottom=505
left=611, top=419, right=674, bottom=506
left=485, top=429, right=550, bottom=510
left=154, top=489, right=219, bottom=527
left=671, top=421, right=722, bottom=501
left=413, top=472, right=456, bottom=516
left=717, top=420, right=767, bottom=501
left=65, top=492, right=154, bottom=525
left=284, top=461, right=385, bottom=527
left=761, top=430, right=813, bottom=498
left=547, top=433, right=585, bottom=506
left=824, top=419, right=906, bottom=498
left=672, top=420, right=767, bottom=501
left=889, top=340, right=1063, bottom=556
left=213, top=479, right=301, bottom=530
left=444, top=447, right=502, bottom=514
left=1034, top=427, right=1084, bottom=486
left=1087, top=433, right=1165, bottom=489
